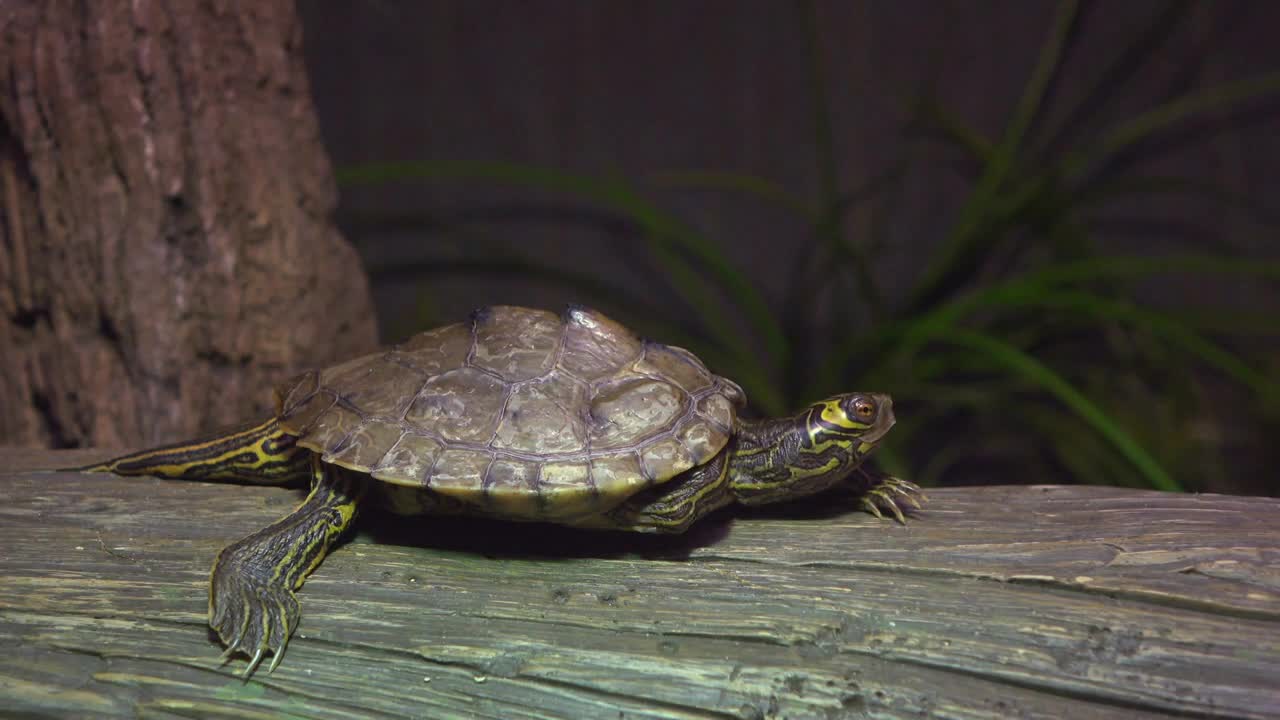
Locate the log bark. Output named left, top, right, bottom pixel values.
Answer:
left=3, top=448, right=1278, bottom=719
left=0, top=0, right=377, bottom=449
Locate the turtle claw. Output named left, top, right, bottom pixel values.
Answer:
left=219, top=643, right=240, bottom=665
left=881, top=478, right=925, bottom=510
left=870, top=489, right=908, bottom=524
left=859, top=497, right=886, bottom=520
left=209, top=556, right=300, bottom=678
left=856, top=471, right=926, bottom=524
left=267, top=612, right=292, bottom=674
left=216, top=588, right=251, bottom=665
left=895, top=492, right=923, bottom=511
left=244, top=646, right=268, bottom=678
left=267, top=639, right=288, bottom=674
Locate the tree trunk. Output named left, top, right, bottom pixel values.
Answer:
left=0, top=0, right=378, bottom=448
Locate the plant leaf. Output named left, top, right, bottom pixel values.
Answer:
left=929, top=328, right=1181, bottom=492
left=905, top=0, right=1080, bottom=314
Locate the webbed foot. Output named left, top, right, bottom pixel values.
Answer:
left=857, top=471, right=926, bottom=524
left=203, top=457, right=362, bottom=676
left=209, top=551, right=300, bottom=677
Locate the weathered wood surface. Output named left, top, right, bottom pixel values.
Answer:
left=2, top=448, right=1277, bottom=720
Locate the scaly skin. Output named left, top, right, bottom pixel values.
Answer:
left=208, top=455, right=363, bottom=676
left=70, top=417, right=311, bottom=485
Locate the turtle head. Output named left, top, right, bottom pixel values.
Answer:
left=810, top=392, right=896, bottom=452
left=729, top=392, right=895, bottom=505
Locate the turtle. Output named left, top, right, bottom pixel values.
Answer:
left=73, top=305, right=922, bottom=676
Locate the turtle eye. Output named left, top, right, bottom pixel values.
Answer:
left=851, top=398, right=876, bottom=420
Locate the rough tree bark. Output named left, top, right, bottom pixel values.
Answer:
left=0, top=1, right=378, bottom=449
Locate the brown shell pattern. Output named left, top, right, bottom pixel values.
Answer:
left=274, top=306, right=745, bottom=520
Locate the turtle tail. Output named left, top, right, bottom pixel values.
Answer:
left=63, top=417, right=312, bottom=485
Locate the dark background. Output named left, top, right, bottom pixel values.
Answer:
left=296, top=1, right=1279, bottom=494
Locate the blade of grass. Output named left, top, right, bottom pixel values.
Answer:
left=794, top=0, right=883, bottom=397
left=1025, top=405, right=1144, bottom=488
left=783, top=164, right=912, bottom=405
left=1026, top=290, right=1279, bottom=398
left=807, top=254, right=1280, bottom=400
left=913, top=100, right=994, bottom=166
left=337, top=160, right=788, bottom=412
left=905, top=0, right=1080, bottom=314
left=1174, top=308, right=1280, bottom=337
left=820, top=166, right=914, bottom=315
left=1034, top=1, right=1193, bottom=159
left=1074, top=175, right=1280, bottom=228
left=797, top=0, right=843, bottom=233
left=930, top=328, right=1180, bottom=491
left=1061, top=70, right=1280, bottom=184
left=648, top=170, right=815, bottom=222
left=920, top=254, right=1280, bottom=332
left=336, top=161, right=784, bottom=353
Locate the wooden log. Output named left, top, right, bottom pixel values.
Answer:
left=2, top=448, right=1277, bottom=719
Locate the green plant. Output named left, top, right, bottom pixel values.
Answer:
left=337, top=1, right=1280, bottom=492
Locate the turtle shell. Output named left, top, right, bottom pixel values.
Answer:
left=274, top=306, right=745, bottom=521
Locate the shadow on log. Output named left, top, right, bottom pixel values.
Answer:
left=2, top=448, right=1278, bottom=719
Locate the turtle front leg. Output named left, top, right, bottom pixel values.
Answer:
left=853, top=468, right=926, bottom=523
left=208, top=456, right=364, bottom=676
left=609, top=450, right=733, bottom=533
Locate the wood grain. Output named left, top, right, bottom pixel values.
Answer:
left=2, top=448, right=1278, bottom=719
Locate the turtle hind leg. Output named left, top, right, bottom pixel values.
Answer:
left=64, top=417, right=311, bottom=485
left=209, top=456, right=364, bottom=676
